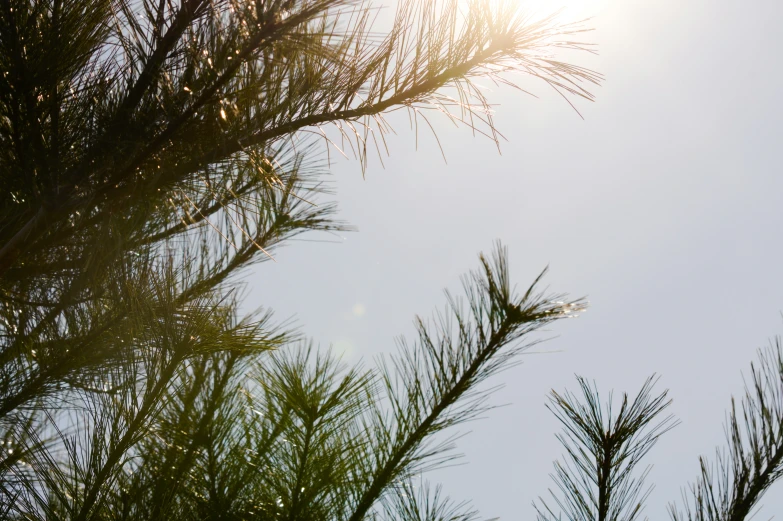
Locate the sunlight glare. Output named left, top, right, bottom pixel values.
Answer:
left=514, top=0, right=608, bottom=19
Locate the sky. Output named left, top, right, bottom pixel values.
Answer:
left=246, top=0, right=783, bottom=518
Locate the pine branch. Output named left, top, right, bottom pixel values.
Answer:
left=0, top=0, right=599, bottom=279
left=349, top=243, right=585, bottom=521
left=536, top=376, right=678, bottom=521
left=144, top=352, right=243, bottom=520
left=669, top=339, right=783, bottom=521
left=381, top=481, right=479, bottom=521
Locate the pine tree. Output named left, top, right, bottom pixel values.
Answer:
left=2, top=3, right=779, bottom=521
left=0, top=0, right=600, bottom=519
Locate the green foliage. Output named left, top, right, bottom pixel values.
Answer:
left=1, top=243, right=585, bottom=520
left=536, top=340, right=783, bottom=521
left=535, top=376, right=678, bottom=521
left=0, top=0, right=597, bottom=419
left=2, top=2, right=782, bottom=521
left=668, top=340, right=783, bottom=521
left=0, top=0, right=600, bottom=519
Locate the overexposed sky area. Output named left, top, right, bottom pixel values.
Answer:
left=246, top=0, right=783, bottom=518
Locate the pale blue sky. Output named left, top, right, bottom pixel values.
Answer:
left=248, top=0, right=783, bottom=518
